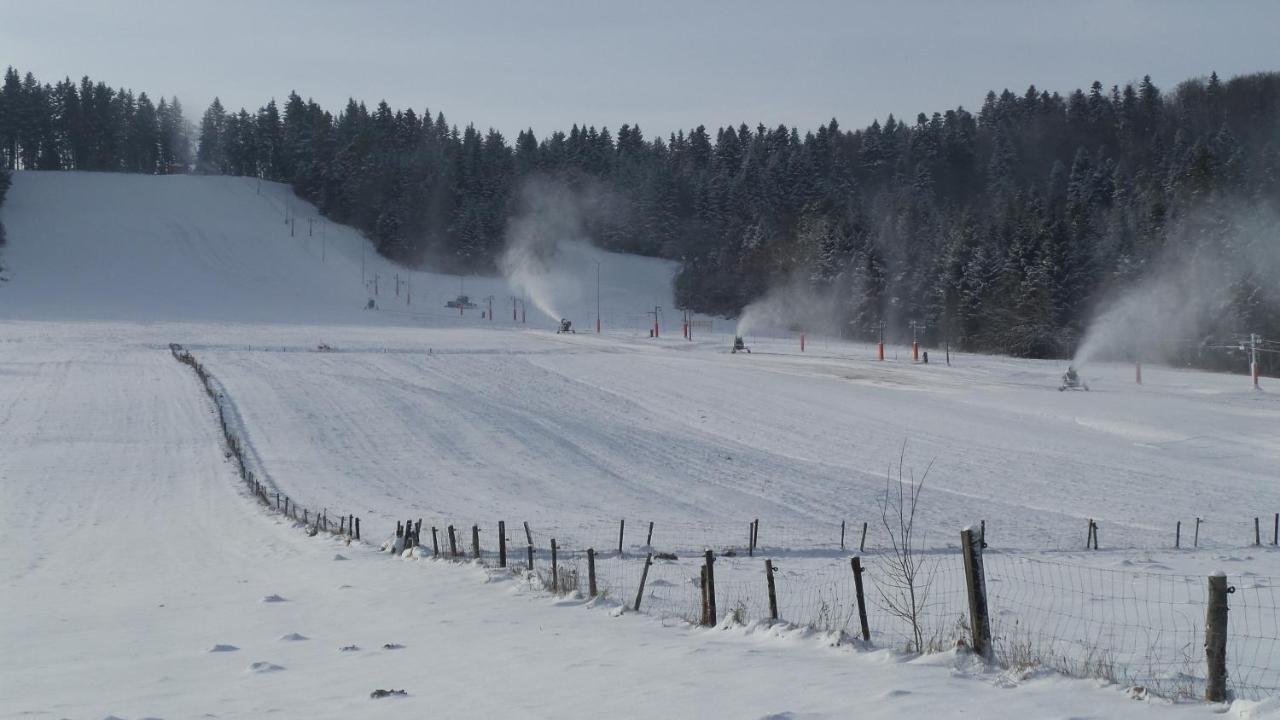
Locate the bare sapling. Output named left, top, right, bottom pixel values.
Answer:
left=875, top=444, right=936, bottom=653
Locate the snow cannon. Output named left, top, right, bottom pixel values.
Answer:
left=732, top=336, right=750, bottom=354
left=557, top=318, right=576, bottom=334
left=1059, top=365, right=1090, bottom=392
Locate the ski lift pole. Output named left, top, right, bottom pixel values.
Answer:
left=1252, top=333, right=1261, bottom=389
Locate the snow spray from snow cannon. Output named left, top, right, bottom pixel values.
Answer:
left=735, top=274, right=843, bottom=350
left=1073, top=201, right=1279, bottom=382
left=499, top=177, right=616, bottom=325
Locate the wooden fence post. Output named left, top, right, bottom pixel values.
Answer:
left=498, top=521, right=507, bottom=567
left=700, top=567, right=708, bottom=624
left=703, top=550, right=717, bottom=626
left=551, top=538, right=559, bottom=592
left=355, top=517, right=360, bottom=540
left=753, top=518, right=760, bottom=553
left=587, top=548, right=597, bottom=597
left=526, top=544, right=534, bottom=571
left=523, top=521, right=533, bottom=548
left=979, top=519, right=986, bottom=548
left=1255, top=517, right=1261, bottom=546
left=633, top=553, right=653, bottom=611
left=748, top=521, right=755, bottom=557
left=1176, top=520, right=1181, bottom=549
left=1205, top=572, right=1231, bottom=702
left=348, top=514, right=353, bottom=537
left=841, top=520, right=846, bottom=550
left=765, top=559, right=778, bottom=621
left=851, top=557, right=871, bottom=642
left=960, top=527, right=992, bottom=661
left=1274, top=512, right=1278, bottom=546
left=646, top=521, right=654, bottom=547
left=447, top=525, right=457, bottom=558
left=431, top=526, right=439, bottom=556
left=860, top=521, right=868, bottom=552
left=618, top=519, right=625, bottom=555
left=1195, top=517, right=1201, bottom=547
left=472, top=524, right=481, bottom=559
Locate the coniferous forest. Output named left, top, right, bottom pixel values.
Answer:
left=1, top=66, right=1277, bottom=360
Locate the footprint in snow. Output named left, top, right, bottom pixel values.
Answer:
left=333, top=553, right=348, bottom=561
left=247, top=661, right=285, bottom=673
left=278, top=633, right=309, bottom=641
left=261, top=594, right=287, bottom=603
left=208, top=644, right=240, bottom=652
left=882, top=689, right=912, bottom=698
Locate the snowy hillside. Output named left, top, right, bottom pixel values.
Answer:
left=0, top=171, right=679, bottom=328
left=2, top=172, right=1279, bottom=718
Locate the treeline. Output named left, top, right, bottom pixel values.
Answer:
left=187, top=72, right=1278, bottom=357
left=2, top=63, right=1277, bottom=358
left=0, top=67, right=191, bottom=174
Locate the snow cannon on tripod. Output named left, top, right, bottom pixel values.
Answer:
left=557, top=318, right=576, bottom=334
left=731, top=336, right=750, bottom=354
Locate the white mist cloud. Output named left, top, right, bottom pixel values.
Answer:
left=499, top=177, right=613, bottom=324
left=735, top=273, right=845, bottom=338
left=1074, top=199, right=1279, bottom=366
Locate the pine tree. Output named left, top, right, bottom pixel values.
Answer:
left=196, top=98, right=227, bottom=173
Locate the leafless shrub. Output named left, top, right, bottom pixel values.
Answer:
left=874, top=444, right=936, bottom=653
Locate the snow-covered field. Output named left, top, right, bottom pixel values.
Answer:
left=2, top=172, right=1278, bottom=718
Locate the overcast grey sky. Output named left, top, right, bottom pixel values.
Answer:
left=4, top=0, right=1279, bottom=140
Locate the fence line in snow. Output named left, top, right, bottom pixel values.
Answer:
left=392, top=514, right=1278, bottom=703
left=168, top=343, right=364, bottom=542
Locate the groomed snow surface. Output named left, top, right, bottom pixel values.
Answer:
left=2, top=172, right=1279, bottom=719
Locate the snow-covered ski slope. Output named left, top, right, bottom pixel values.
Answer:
left=2, top=172, right=1278, bottom=718
left=0, top=171, right=677, bottom=327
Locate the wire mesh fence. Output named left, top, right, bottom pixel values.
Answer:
left=399, top=514, right=1278, bottom=702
